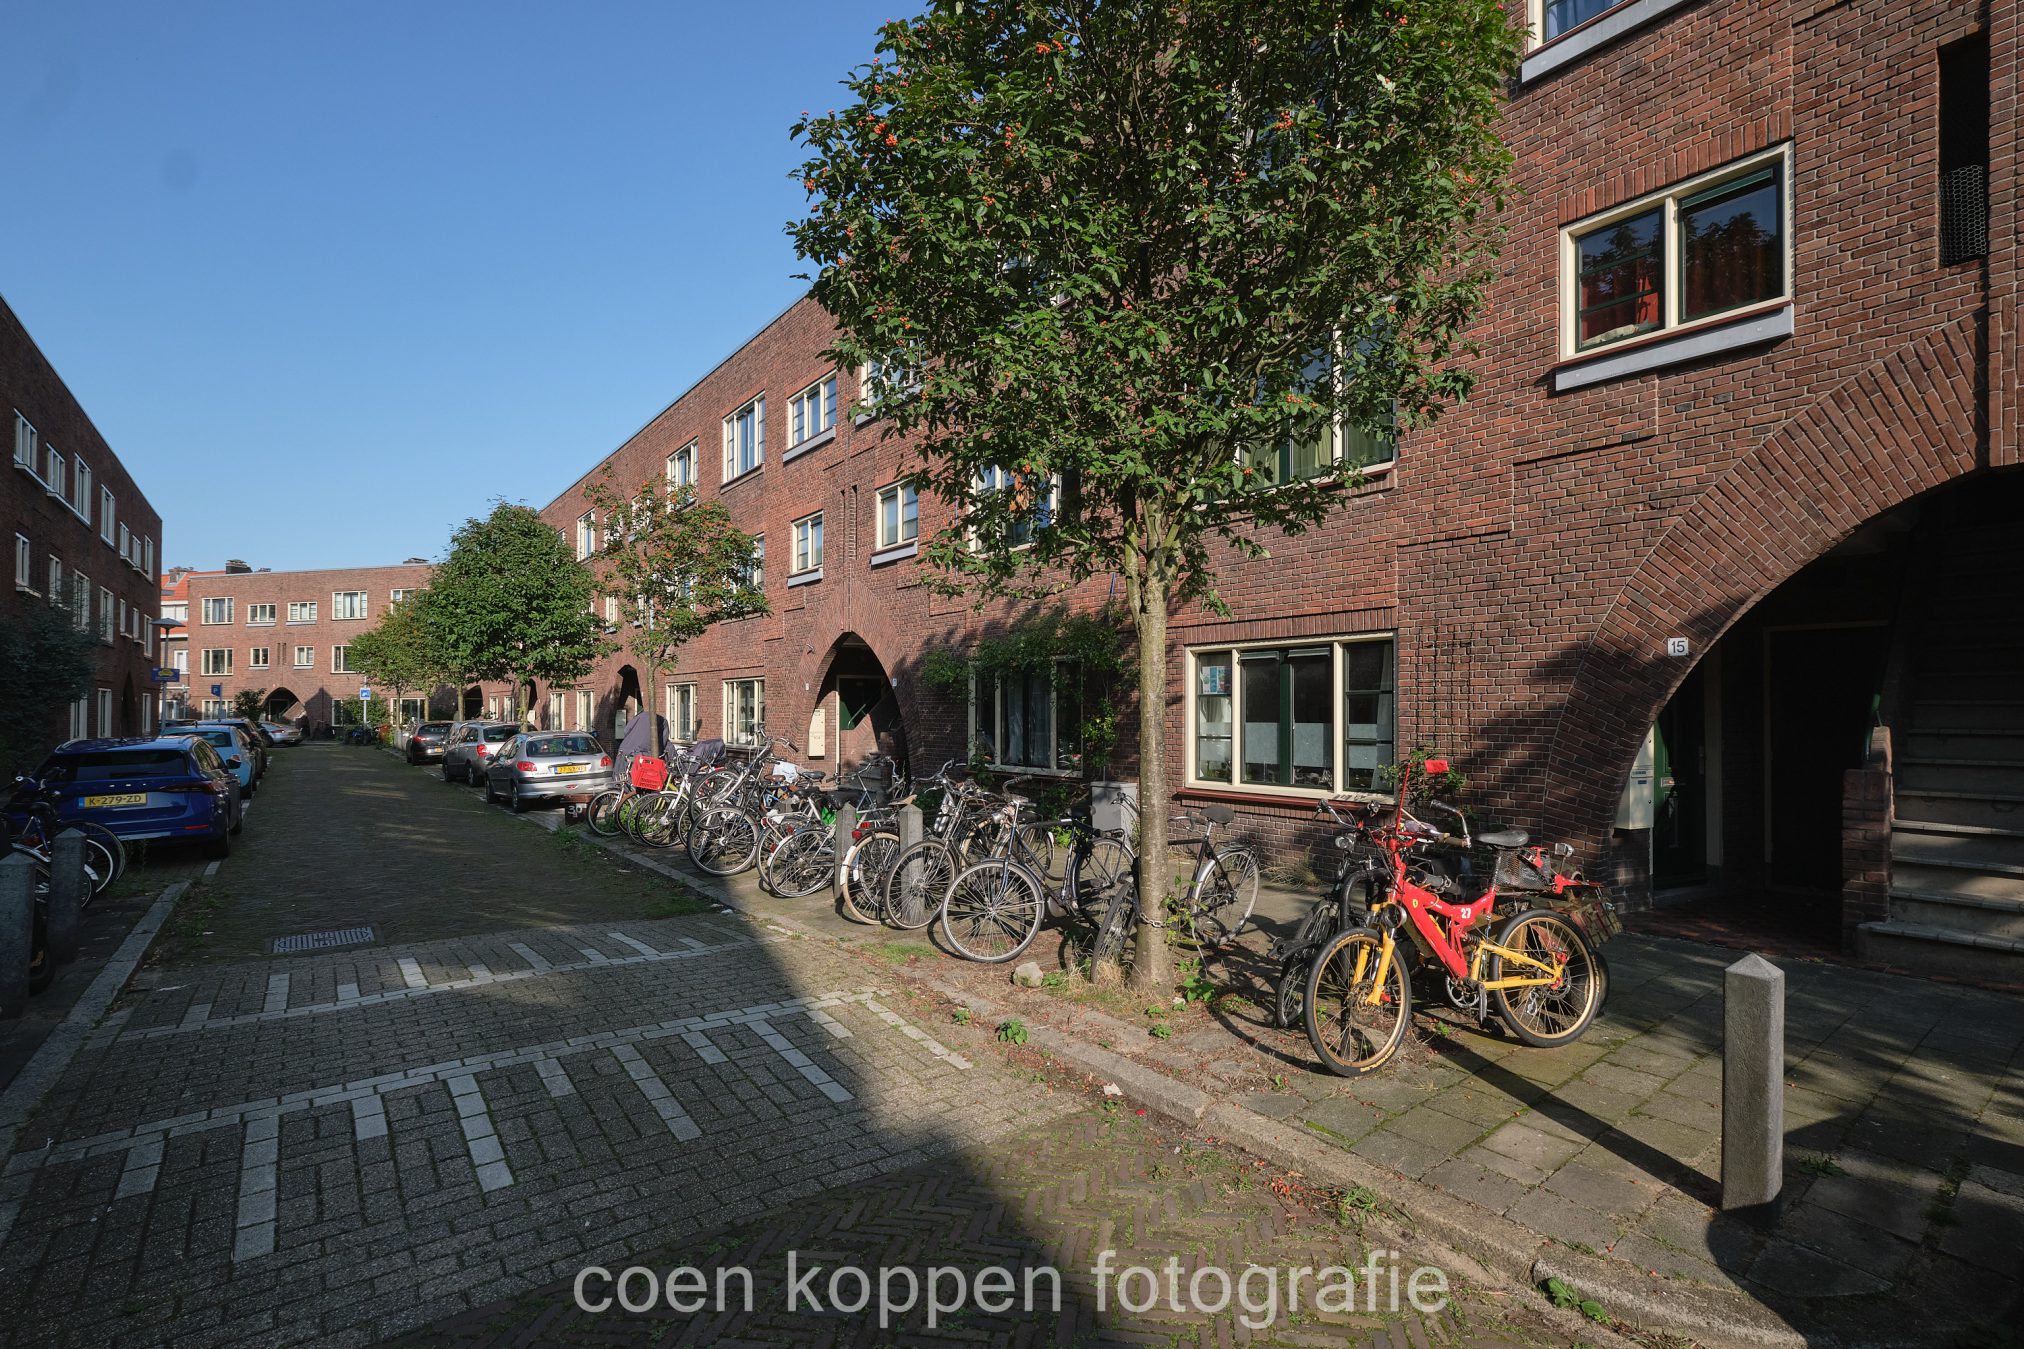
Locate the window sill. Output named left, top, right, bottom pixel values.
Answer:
left=1178, top=782, right=1396, bottom=808
left=868, top=541, right=918, bottom=567
left=13, top=462, right=42, bottom=485
left=782, top=426, right=836, bottom=463
left=1520, top=0, right=1700, bottom=83
left=1553, top=301, right=1793, bottom=392
left=853, top=412, right=877, bottom=427
left=983, top=763, right=1080, bottom=780
left=786, top=568, right=823, bottom=588
left=14, top=584, right=39, bottom=598
left=722, top=465, right=764, bottom=489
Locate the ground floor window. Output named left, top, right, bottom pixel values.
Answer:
left=971, top=660, right=1080, bottom=773
left=1188, top=635, right=1394, bottom=795
left=723, top=678, right=763, bottom=747
left=667, top=683, right=698, bottom=742
left=200, top=698, right=228, bottom=719
left=577, top=689, right=593, bottom=734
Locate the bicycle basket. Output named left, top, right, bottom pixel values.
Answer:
left=629, top=756, right=669, bottom=791
left=1549, top=882, right=1622, bottom=945
left=1492, top=848, right=1558, bottom=892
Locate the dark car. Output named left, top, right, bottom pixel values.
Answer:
left=406, top=721, right=453, bottom=764
left=37, top=736, right=243, bottom=858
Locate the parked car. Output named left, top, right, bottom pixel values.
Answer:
left=481, top=732, right=614, bottom=812
left=261, top=720, right=304, bottom=747
left=440, top=721, right=521, bottom=783
left=187, top=724, right=260, bottom=799
left=406, top=722, right=452, bottom=764
left=215, top=718, right=275, bottom=771
left=36, top=736, right=242, bottom=858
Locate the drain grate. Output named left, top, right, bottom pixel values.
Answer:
left=270, top=926, right=377, bottom=954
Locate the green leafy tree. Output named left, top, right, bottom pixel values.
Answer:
left=791, top=0, right=1516, bottom=987
left=349, top=593, right=454, bottom=727
left=582, top=469, right=770, bottom=760
left=0, top=604, right=99, bottom=772
left=426, top=503, right=609, bottom=723
left=231, top=689, right=267, bottom=724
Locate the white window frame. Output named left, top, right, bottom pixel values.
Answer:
left=201, top=596, right=234, bottom=625
left=666, top=440, right=697, bottom=489
left=1559, top=144, right=1794, bottom=361
left=786, top=374, right=837, bottom=451
left=721, top=395, right=765, bottom=481
left=102, top=488, right=117, bottom=544
left=293, top=645, right=314, bottom=669
left=855, top=357, right=921, bottom=422
left=247, top=603, right=276, bottom=626
left=971, top=466, right=1061, bottom=551
left=287, top=601, right=317, bottom=624
left=968, top=658, right=1081, bottom=776
left=201, top=647, right=234, bottom=676
left=667, top=682, right=698, bottom=742
left=739, top=534, right=765, bottom=590
left=332, top=590, right=368, bottom=621
left=790, top=512, right=824, bottom=576
left=13, top=534, right=32, bottom=593
left=12, top=413, right=37, bottom=476
left=1182, top=633, right=1397, bottom=801
left=68, top=697, right=88, bottom=741
left=94, top=688, right=112, bottom=737
left=390, top=588, right=411, bottom=604
left=70, top=460, right=92, bottom=520
left=249, top=646, right=271, bottom=670
left=143, top=536, right=153, bottom=578
left=577, top=688, right=593, bottom=732
left=576, top=512, right=597, bottom=560
left=874, top=482, right=919, bottom=551
left=332, top=645, right=354, bottom=674
left=722, top=678, right=765, bottom=748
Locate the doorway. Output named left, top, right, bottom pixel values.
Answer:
left=1652, top=661, right=1709, bottom=890
left=1764, top=624, right=1887, bottom=893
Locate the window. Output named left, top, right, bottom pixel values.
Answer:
left=857, top=356, right=921, bottom=421
left=1187, top=636, right=1395, bottom=795
left=102, top=488, right=117, bottom=544
left=1535, top=0, right=1622, bottom=40
left=117, top=524, right=129, bottom=561
left=603, top=595, right=620, bottom=629
left=1563, top=146, right=1790, bottom=355
left=144, top=620, right=153, bottom=657
left=287, top=601, right=316, bottom=623
left=332, top=646, right=354, bottom=674
left=975, top=465, right=1059, bottom=547
left=249, top=646, right=270, bottom=670
left=787, top=375, right=837, bottom=449
left=143, top=536, right=153, bottom=578
left=333, top=590, right=368, bottom=620
left=68, top=698, right=87, bottom=741
left=200, top=699, right=228, bottom=720
left=247, top=603, right=276, bottom=625
left=972, top=661, right=1082, bottom=773
left=172, top=648, right=188, bottom=674
left=738, top=535, right=765, bottom=589
left=791, top=513, right=824, bottom=575
left=666, top=683, right=698, bottom=741
left=576, top=512, right=597, bottom=560
left=1939, top=34, right=1990, bottom=266
left=875, top=483, right=919, bottom=550
left=577, top=688, right=593, bottom=732
left=293, top=646, right=314, bottom=668
left=722, top=395, right=765, bottom=480
left=95, top=688, right=112, bottom=736
left=64, top=566, right=81, bottom=625
left=201, top=648, right=234, bottom=676
left=1238, top=348, right=1395, bottom=490
left=118, top=597, right=127, bottom=637
left=390, top=588, right=411, bottom=604
left=71, top=461, right=91, bottom=519
left=13, top=534, right=30, bottom=592
left=12, top=414, right=35, bottom=474
left=202, top=597, right=234, bottom=624
left=44, top=448, right=65, bottom=500
left=723, top=678, right=764, bottom=747
left=666, top=441, right=697, bottom=489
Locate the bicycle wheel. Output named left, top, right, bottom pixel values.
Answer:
left=1088, top=882, right=1138, bottom=969
left=763, top=826, right=837, bottom=899
left=1488, top=909, right=1602, bottom=1048
left=686, top=806, right=760, bottom=876
left=1303, top=929, right=1412, bottom=1077
left=1190, top=847, right=1260, bottom=947
left=840, top=831, right=901, bottom=924
left=883, top=839, right=954, bottom=930
left=586, top=790, right=625, bottom=836
left=1014, top=823, right=1061, bottom=881
left=940, top=861, right=1045, bottom=963
left=1075, top=836, right=1136, bottom=919
left=1273, top=957, right=1307, bottom=1030
left=632, top=792, right=684, bottom=849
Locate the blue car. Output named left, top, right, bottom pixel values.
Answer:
left=189, top=723, right=260, bottom=799
left=36, top=736, right=243, bottom=858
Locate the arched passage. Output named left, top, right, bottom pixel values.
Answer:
left=264, top=688, right=305, bottom=723
left=801, top=633, right=909, bottom=780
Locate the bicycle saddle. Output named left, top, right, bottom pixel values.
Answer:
left=1478, top=828, right=1529, bottom=849
left=1203, top=804, right=1236, bottom=825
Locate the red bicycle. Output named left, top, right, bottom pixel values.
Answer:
left=1301, top=758, right=1615, bottom=1077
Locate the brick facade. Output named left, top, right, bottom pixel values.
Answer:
left=462, top=0, right=2012, bottom=917
left=2, top=295, right=165, bottom=751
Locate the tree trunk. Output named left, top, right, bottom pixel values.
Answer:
left=645, top=656, right=664, bottom=760
left=1128, top=581, right=1172, bottom=992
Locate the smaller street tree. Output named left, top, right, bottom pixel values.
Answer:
left=349, top=593, right=454, bottom=727
left=426, top=503, right=609, bottom=723
left=582, top=469, right=770, bottom=760
left=231, top=689, right=268, bottom=725
left=0, top=604, right=99, bottom=773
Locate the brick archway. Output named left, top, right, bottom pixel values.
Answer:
left=1541, top=314, right=1986, bottom=843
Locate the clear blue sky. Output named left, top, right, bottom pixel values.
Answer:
left=1, top=1, right=893, bottom=572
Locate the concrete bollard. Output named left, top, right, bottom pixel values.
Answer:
left=1721, top=952, right=1786, bottom=1214
left=831, top=803, right=857, bottom=890
left=48, top=833, right=87, bottom=965
left=0, top=854, right=36, bottom=1016
left=898, top=803, right=923, bottom=852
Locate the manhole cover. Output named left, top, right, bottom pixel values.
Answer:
left=270, top=926, right=377, bottom=954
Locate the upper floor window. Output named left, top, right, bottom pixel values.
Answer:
left=857, top=357, right=921, bottom=421
left=201, top=597, right=233, bottom=624
left=390, top=588, right=411, bottom=604
left=722, top=396, right=765, bottom=480
left=101, top=488, right=117, bottom=543
left=247, top=603, right=276, bottom=625
left=71, top=461, right=92, bottom=519
left=739, top=535, right=766, bottom=589
left=791, top=513, right=824, bottom=575
left=1535, top=0, right=1621, bottom=42
left=875, top=483, right=919, bottom=550
left=332, top=645, right=354, bottom=674
left=1563, top=145, right=1790, bottom=357
left=11, top=414, right=35, bottom=474
left=576, top=512, right=597, bottom=560
left=143, top=536, right=154, bottom=578
left=44, top=448, right=66, bottom=501
left=333, top=590, right=368, bottom=620
left=201, top=647, right=234, bottom=676
left=287, top=600, right=317, bottom=623
left=293, top=645, right=314, bottom=668
left=667, top=441, right=697, bottom=489
left=116, top=523, right=129, bottom=559
left=975, top=465, right=1059, bottom=548
left=13, top=534, right=29, bottom=592
left=98, top=587, right=114, bottom=643
left=787, top=375, right=837, bottom=449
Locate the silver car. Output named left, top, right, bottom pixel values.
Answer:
left=260, top=720, right=304, bottom=747
left=480, top=731, right=613, bottom=812
left=440, top=720, right=522, bottom=783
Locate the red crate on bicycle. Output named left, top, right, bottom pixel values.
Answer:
left=628, top=755, right=669, bottom=791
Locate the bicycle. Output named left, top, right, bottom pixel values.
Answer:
left=760, top=753, right=908, bottom=904
left=878, top=761, right=996, bottom=931
left=1302, top=757, right=1611, bottom=1077
left=1267, top=796, right=1389, bottom=1030
left=1082, top=802, right=1261, bottom=969
left=938, top=779, right=1137, bottom=964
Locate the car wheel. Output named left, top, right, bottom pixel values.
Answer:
left=510, top=791, right=527, bottom=814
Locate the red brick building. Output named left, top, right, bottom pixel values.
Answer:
left=3, top=294, right=165, bottom=752
left=182, top=562, right=436, bottom=731
left=478, top=0, right=2016, bottom=973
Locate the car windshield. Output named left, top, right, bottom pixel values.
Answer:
left=483, top=726, right=516, bottom=742
left=419, top=723, right=449, bottom=734
left=528, top=735, right=599, bottom=756
left=41, top=750, right=190, bottom=783
left=196, top=730, right=236, bottom=748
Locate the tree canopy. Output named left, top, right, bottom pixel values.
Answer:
left=0, top=603, right=99, bottom=773
left=348, top=592, right=454, bottom=707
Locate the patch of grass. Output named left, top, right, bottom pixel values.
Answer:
left=1331, top=1184, right=1386, bottom=1229
left=996, top=1018, right=1029, bottom=1045
left=1041, top=969, right=1069, bottom=990
left=868, top=941, right=937, bottom=965
left=950, top=1007, right=972, bottom=1026
left=1544, top=1276, right=1608, bottom=1324
left=1797, top=1153, right=1846, bottom=1179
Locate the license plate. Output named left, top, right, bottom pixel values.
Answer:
left=84, top=793, right=146, bottom=808
left=555, top=763, right=586, bottom=775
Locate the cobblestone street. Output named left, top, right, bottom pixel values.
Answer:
left=0, top=749, right=1553, bottom=1347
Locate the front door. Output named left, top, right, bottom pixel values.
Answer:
left=1765, top=625, right=1887, bottom=893
left=1652, top=662, right=1708, bottom=889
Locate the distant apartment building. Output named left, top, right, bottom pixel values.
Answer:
left=182, top=561, right=434, bottom=729
left=3, top=294, right=164, bottom=747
